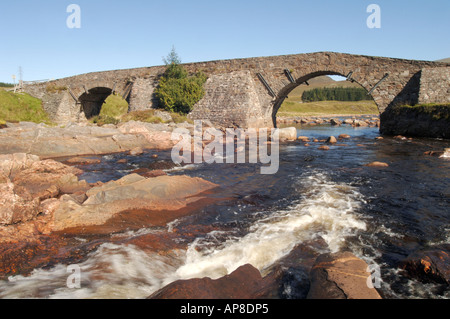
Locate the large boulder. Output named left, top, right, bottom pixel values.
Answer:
left=0, top=154, right=86, bottom=226
left=278, top=127, right=297, bottom=141
left=148, top=264, right=276, bottom=299
left=307, top=252, right=382, bottom=299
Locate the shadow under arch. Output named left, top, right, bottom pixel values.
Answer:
left=271, top=70, right=379, bottom=127
left=79, top=87, right=114, bottom=119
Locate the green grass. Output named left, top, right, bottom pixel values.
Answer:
left=120, top=110, right=162, bottom=123
left=99, top=93, right=129, bottom=119
left=0, top=89, right=52, bottom=124
left=278, top=78, right=379, bottom=116
left=278, top=100, right=379, bottom=117
left=389, top=103, right=450, bottom=121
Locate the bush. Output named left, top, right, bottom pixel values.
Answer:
left=155, top=72, right=207, bottom=114
left=154, top=48, right=207, bottom=114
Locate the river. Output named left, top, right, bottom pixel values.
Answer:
left=0, top=123, right=449, bottom=299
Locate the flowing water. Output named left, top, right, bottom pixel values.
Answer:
left=0, top=123, right=449, bottom=299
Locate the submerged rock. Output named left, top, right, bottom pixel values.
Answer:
left=365, top=161, right=389, bottom=168
left=400, top=244, right=450, bottom=285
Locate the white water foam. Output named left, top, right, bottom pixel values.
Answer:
left=0, top=171, right=367, bottom=299
left=174, top=172, right=367, bottom=280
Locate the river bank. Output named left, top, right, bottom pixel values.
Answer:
left=277, top=114, right=380, bottom=128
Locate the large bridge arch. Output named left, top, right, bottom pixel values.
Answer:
left=270, top=69, right=380, bottom=127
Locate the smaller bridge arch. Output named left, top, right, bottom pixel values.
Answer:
left=78, top=87, right=114, bottom=119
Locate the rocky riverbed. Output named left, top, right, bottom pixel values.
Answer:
left=0, top=119, right=448, bottom=300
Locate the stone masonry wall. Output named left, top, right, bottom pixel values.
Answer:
left=189, top=70, right=271, bottom=128
left=418, top=67, right=450, bottom=105
left=128, top=77, right=159, bottom=112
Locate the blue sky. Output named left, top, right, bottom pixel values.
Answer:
left=0, top=0, right=449, bottom=82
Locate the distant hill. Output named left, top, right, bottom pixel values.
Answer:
left=288, top=75, right=362, bottom=99
left=437, top=58, right=450, bottom=63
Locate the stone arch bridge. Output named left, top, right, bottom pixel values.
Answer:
left=24, top=52, right=449, bottom=128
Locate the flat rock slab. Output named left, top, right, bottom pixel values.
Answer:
left=307, top=252, right=382, bottom=299
left=0, top=122, right=175, bottom=158
left=52, top=174, right=218, bottom=231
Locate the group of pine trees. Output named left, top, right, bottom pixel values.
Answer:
left=302, top=87, right=372, bottom=102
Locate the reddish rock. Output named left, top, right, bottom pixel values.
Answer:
left=307, top=252, right=382, bottom=299
left=141, top=169, right=167, bottom=178
left=338, top=134, right=351, bottom=139
left=326, top=136, right=337, bottom=144
left=129, top=147, right=144, bottom=156
left=318, top=145, right=330, bottom=151
left=148, top=264, right=277, bottom=299
left=0, top=180, right=40, bottom=225
left=298, top=136, right=310, bottom=142
left=400, top=244, right=450, bottom=285
left=65, top=157, right=102, bottom=165
left=365, top=161, right=389, bottom=168
left=11, top=159, right=86, bottom=197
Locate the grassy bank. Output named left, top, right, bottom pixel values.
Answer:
left=91, top=93, right=193, bottom=126
left=387, top=103, right=450, bottom=120
left=0, top=89, right=52, bottom=124
left=278, top=100, right=379, bottom=117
